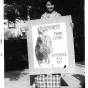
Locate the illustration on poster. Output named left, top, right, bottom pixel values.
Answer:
left=35, top=28, right=53, bottom=67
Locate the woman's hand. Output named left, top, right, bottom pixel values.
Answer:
left=70, top=23, right=74, bottom=28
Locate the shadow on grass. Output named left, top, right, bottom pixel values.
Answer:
left=72, top=74, right=85, bottom=87
left=76, top=61, right=85, bottom=65
left=76, top=61, right=85, bottom=68
left=4, top=70, right=28, bottom=81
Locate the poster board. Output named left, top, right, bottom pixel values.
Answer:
left=27, top=15, right=75, bottom=75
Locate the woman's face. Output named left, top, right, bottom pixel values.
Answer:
left=46, top=1, right=54, bottom=12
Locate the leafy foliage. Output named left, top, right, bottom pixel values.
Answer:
left=4, top=30, right=15, bottom=39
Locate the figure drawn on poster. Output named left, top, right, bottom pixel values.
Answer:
left=35, top=28, right=53, bottom=67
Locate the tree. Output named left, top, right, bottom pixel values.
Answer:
left=4, top=3, right=20, bottom=22
left=4, top=0, right=47, bottom=21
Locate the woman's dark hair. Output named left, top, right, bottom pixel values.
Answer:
left=46, top=0, right=55, bottom=5
left=40, top=0, right=57, bottom=14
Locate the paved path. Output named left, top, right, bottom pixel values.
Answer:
left=5, top=62, right=85, bottom=88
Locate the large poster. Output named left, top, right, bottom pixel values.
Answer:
left=32, top=22, right=68, bottom=68
left=27, top=16, right=75, bottom=75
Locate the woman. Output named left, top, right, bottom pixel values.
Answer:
left=32, top=0, right=74, bottom=88
left=32, top=0, right=62, bottom=88
left=41, top=0, right=61, bottom=19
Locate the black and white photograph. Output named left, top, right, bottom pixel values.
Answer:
left=4, top=0, right=85, bottom=88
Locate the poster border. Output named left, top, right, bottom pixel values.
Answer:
left=27, top=15, right=75, bottom=75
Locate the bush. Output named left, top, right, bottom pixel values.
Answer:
left=4, top=30, right=15, bottom=39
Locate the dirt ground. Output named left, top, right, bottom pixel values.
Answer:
left=4, top=62, right=85, bottom=88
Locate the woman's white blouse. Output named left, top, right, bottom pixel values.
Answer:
left=41, top=11, right=61, bottom=19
